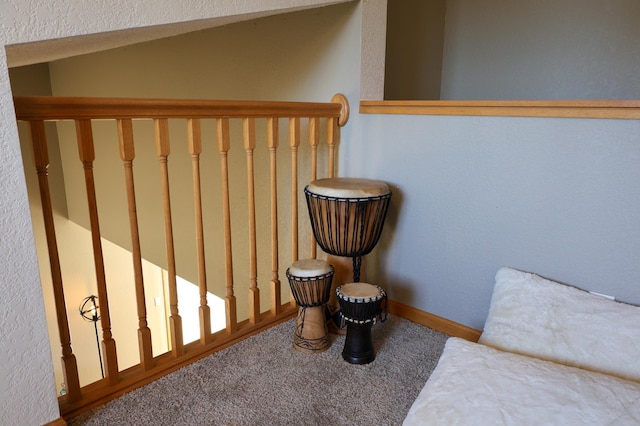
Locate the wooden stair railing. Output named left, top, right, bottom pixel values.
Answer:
left=14, top=94, right=349, bottom=419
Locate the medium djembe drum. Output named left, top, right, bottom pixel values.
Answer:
left=286, top=259, right=334, bottom=353
left=304, top=178, right=392, bottom=283
left=336, top=282, right=387, bottom=364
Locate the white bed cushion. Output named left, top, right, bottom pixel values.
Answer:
left=403, top=337, right=640, bottom=426
left=479, top=267, right=640, bottom=381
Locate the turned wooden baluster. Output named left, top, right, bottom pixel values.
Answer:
left=154, top=118, right=184, bottom=356
left=187, top=119, right=213, bottom=344
left=244, top=118, right=261, bottom=324
left=327, top=116, right=337, bottom=179
left=289, top=117, right=300, bottom=264
left=30, top=120, right=82, bottom=402
left=267, top=117, right=282, bottom=315
left=217, top=118, right=237, bottom=333
left=117, top=119, right=153, bottom=369
left=289, top=118, right=301, bottom=307
left=75, top=119, right=119, bottom=384
left=308, top=117, right=320, bottom=259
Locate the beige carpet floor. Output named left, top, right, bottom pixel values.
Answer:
left=69, top=314, right=449, bottom=426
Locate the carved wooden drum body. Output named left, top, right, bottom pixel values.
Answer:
left=286, top=259, right=334, bottom=354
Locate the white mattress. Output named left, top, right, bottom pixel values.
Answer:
left=403, top=338, right=640, bottom=426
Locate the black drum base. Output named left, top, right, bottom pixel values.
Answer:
left=342, top=322, right=375, bottom=364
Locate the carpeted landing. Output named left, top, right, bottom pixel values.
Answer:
left=69, top=314, right=449, bottom=426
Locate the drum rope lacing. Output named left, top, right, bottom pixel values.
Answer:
left=285, top=269, right=334, bottom=308
left=336, top=285, right=388, bottom=325
left=304, top=188, right=392, bottom=282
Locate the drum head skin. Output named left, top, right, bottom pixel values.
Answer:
left=288, top=259, right=333, bottom=278
left=306, top=178, right=390, bottom=199
left=338, top=282, right=381, bottom=299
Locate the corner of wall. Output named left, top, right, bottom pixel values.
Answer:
left=360, top=0, right=387, bottom=100
left=0, top=51, right=60, bottom=426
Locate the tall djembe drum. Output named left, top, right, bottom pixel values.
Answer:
left=304, top=178, right=391, bottom=332
left=304, top=178, right=391, bottom=282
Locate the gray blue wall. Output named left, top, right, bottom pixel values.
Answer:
left=347, top=112, right=640, bottom=329
left=441, top=0, right=640, bottom=99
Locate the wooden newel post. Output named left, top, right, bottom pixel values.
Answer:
left=327, top=93, right=349, bottom=178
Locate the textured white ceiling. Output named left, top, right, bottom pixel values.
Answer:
left=5, top=1, right=352, bottom=68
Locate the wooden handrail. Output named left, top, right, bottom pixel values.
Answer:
left=14, top=96, right=349, bottom=121
left=16, top=94, right=349, bottom=419
left=359, top=99, right=640, bottom=119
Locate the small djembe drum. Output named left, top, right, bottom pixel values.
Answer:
left=304, top=178, right=392, bottom=283
left=336, top=282, right=387, bottom=364
left=286, top=259, right=334, bottom=353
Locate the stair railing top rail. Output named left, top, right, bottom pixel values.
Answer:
left=13, top=95, right=350, bottom=124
